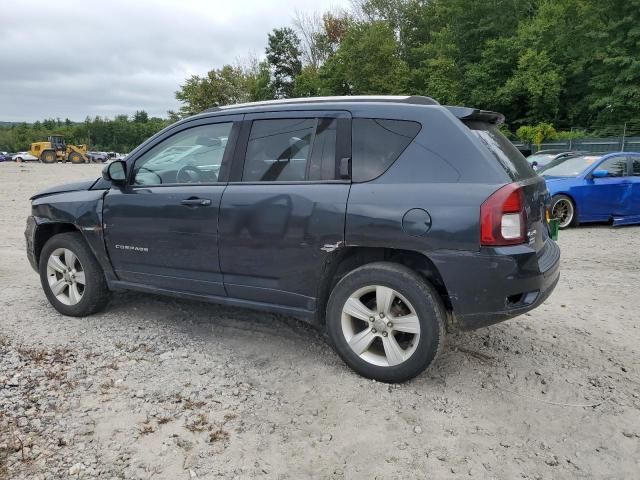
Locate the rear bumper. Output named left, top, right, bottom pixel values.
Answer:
left=431, top=239, right=561, bottom=331
left=25, top=215, right=38, bottom=271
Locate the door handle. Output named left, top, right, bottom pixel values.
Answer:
left=181, top=198, right=212, bottom=207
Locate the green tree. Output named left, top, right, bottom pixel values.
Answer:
left=585, top=0, right=640, bottom=125
left=265, top=27, right=302, bottom=98
left=516, top=123, right=558, bottom=149
left=319, top=21, right=409, bottom=95
left=245, top=60, right=276, bottom=101
left=174, top=65, right=252, bottom=117
left=133, top=110, right=149, bottom=123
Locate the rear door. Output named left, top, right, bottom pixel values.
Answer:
left=581, top=155, right=631, bottom=217
left=218, top=110, right=351, bottom=310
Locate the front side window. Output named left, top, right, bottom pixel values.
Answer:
left=596, top=156, right=627, bottom=177
left=242, top=118, right=338, bottom=182
left=133, top=123, right=232, bottom=185
left=632, top=157, right=640, bottom=176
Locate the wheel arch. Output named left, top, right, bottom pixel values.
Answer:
left=316, top=246, right=452, bottom=326
left=33, top=222, right=79, bottom=266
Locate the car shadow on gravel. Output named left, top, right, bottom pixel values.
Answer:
left=104, top=290, right=524, bottom=382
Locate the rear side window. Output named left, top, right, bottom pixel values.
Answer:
left=352, top=118, right=421, bottom=182
left=242, top=118, right=337, bottom=182
left=467, top=122, right=535, bottom=180
left=633, top=157, right=640, bottom=176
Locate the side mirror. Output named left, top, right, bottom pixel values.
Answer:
left=102, top=160, right=127, bottom=184
left=592, top=169, right=609, bottom=178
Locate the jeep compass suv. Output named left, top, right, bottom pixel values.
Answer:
left=25, top=96, right=560, bottom=382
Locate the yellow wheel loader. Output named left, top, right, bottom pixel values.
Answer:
left=29, top=135, right=89, bottom=164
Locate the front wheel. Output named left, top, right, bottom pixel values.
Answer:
left=551, top=194, right=577, bottom=229
left=41, top=150, right=57, bottom=164
left=67, top=152, right=84, bottom=164
left=39, top=232, right=110, bottom=316
left=326, top=262, right=446, bottom=383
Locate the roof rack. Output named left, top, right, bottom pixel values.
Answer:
left=203, top=95, right=440, bottom=113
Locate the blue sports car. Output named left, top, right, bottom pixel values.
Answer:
left=540, top=152, right=640, bottom=228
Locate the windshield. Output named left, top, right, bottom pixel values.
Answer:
left=526, top=154, right=554, bottom=164
left=540, top=155, right=601, bottom=177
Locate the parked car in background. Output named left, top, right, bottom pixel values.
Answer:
left=526, top=150, right=584, bottom=170
left=13, top=152, right=38, bottom=162
left=106, top=152, right=127, bottom=162
left=0, top=152, right=12, bottom=162
left=25, top=95, right=560, bottom=382
left=541, top=152, right=640, bottom=228
left=87, top=152, right=109, bottom=163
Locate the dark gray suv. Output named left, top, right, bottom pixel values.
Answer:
left=25, top=96, right=560, bottom=382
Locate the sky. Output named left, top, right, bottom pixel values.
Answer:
left=0, top=0, right=351, bottom=122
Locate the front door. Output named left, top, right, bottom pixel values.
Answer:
left=581, top=155, right=631, bottom=218
left=103, top=117, right=241, bottom=296
left=218, top=111, right=351, bottom=311
left=628, top=156, right=640, bottom=217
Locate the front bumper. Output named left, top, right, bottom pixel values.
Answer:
left=432, top=239, right=561, bottom=331
left=25, top=215, right=38, bottom=271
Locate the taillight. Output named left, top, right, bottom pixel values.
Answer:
left=481, top=183, right=526, bottom=246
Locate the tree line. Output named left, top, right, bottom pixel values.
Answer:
left=2, top=0, right=638, bottom=153
left=173, top=0, right=639, bottom=135
left=0, top=111, right=169, bottom=153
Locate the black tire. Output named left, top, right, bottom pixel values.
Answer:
left=326, top=262, right=446, bottom=383
left=39, top=232, right=110, bottom=316
left=551, top=194, right=578, bottom=229
left=41, top=150, right=57, bottom=164
left=68, top=152, right=84, bottom=164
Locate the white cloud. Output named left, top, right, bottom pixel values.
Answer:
left=0, top=0, right=350, bottom=121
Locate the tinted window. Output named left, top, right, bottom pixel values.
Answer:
left=242, top=118, right=337, bottom=182
left=352, top=119, right=421, bottom=182
left=597, top=156, right=627, bottom=177
left=633, top=157, right=640, bottom=176
left=467, top=122, right=535, bottom=180
left=133, top=123, right=232, bottom=185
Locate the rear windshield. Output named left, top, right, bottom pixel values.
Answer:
left=466, top=121, right=535, bottom=180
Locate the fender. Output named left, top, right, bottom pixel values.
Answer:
left=31, top=188, right=117, bottom=282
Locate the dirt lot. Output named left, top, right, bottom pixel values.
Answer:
left=0, top=162, right=639, bottom=480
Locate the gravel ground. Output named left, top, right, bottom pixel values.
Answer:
left=1, top=162, right=639, bottom=480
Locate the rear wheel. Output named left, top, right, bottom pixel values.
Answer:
left=551, top=194, right=577, bottom=229
left=39, top=232, right=110, bottom=316
left=68, top=151, right=84, bottom=164
left=326, top=262, right=446, bottom=383
left=41, top=150, right=57, bottom=164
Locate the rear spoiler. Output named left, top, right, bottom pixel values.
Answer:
left=445, top=106, right=505, bottom=125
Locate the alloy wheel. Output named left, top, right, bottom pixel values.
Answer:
left=341, top=285, right=421, bottom=367
left=46, top=248, right=85, bottom=305
left=553, top=199, right=574, bottom=228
